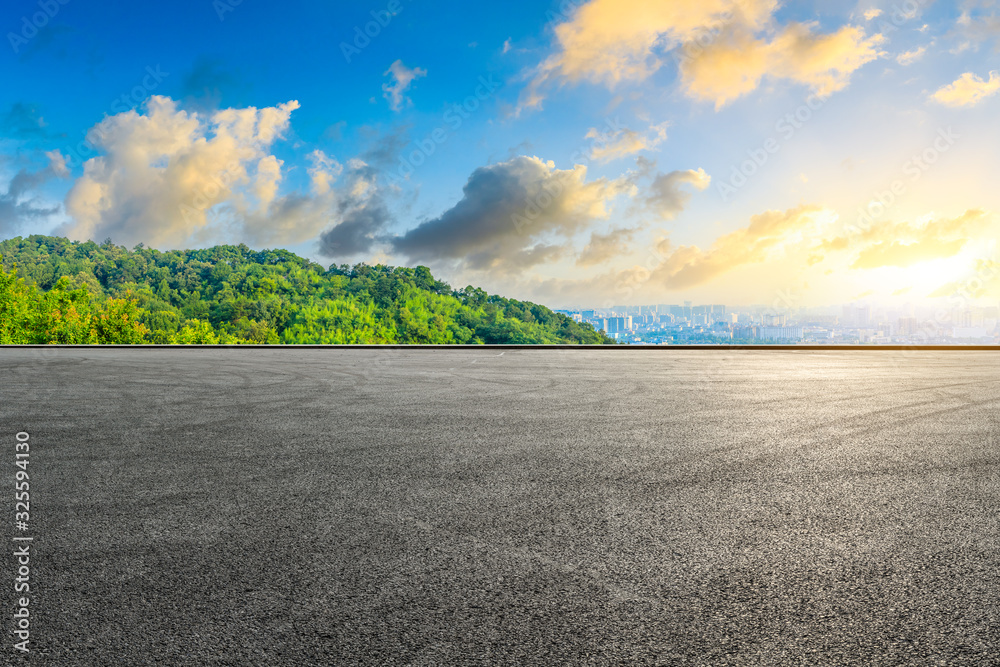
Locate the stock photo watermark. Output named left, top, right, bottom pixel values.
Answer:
left=340, top=0, right=407, bottom=63
left=716, top=92, right=829, bottom=202
left=12, top=431, right=34, bottom=654
left=58, top=66, right=170, bottom=169
left=872, top=0, right=933, bottom=36
left=542, top=0, right=584, bottom=30
left=671, top=10, right=736, bottom=67
left=384, top=74, right=501, bottom=185
left=179, top=159, right=242, bottom=224
left=509, top=116, right=624, bottom=235
left=7, top=0, right=70, bottom=54
left=213, top=0, right=243, bottom=22
left=847, top=126, right=959, bottom=237
left=716, top=0, right=929, bottom=203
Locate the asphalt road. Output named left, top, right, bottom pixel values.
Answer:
left=1, top=348, right=998, bottom=665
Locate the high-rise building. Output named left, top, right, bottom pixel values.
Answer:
left=606, top=317, right=632, bottom=334
left=758, top=326, right=804, bottom=340
left=855, top=305, right=871, bottom=327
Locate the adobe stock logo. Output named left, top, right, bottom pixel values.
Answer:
left=214, top=0, right=243, bottom=22
left=716, top=92, right=829, bottom=202
left=384, top=74, right=502, bottom=185
left=109, top=66, right=169, bottom=114
left=7, top=0, right=71, bottom=54
left=340, top=0, right=407, bottom=64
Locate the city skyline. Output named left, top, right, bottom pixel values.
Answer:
left=557, top=299, right=1000, bottom=344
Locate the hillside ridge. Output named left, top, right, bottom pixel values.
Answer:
left=0, top=235, right=612, bottom=345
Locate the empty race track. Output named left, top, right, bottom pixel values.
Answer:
left=1, top=348, right=998, bottom=665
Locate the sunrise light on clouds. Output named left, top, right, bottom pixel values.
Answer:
left=3, top=0, right=1000, bottom=310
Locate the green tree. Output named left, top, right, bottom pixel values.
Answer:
left=1, top=236, right=613, bottom=346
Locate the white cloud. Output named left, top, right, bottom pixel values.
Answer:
left=62, top=96, right=302, bottom=247
left=59, top=96, right=389, bottom=253
left=896, top=46, right=927, bottom=65
left=382, top=60, right=427, bottom=112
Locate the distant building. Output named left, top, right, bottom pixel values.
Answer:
left=805, top=328, right=833, bottom=340
left=953, top=327, right=989, bottom=339
left=897, top=317, right=918, bottom=336
left=607, top=316, right=632, bottom=334
left=758, top=326, right=804, bottom=341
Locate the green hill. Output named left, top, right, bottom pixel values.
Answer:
left=0, top=235, right=612, bottom=345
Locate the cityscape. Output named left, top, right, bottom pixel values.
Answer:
left=557, top=302, right=1000, bottom=345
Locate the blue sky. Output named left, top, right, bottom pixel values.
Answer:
left=3, top=0, right=1000, bottom=307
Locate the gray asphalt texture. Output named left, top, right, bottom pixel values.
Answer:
left=1, top=348, right=998, bottom=666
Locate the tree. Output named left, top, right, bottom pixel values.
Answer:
left=0, top=236, right=615, bottom=346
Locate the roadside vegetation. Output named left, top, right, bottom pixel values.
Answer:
left=0, top=235, right=613, bottom=345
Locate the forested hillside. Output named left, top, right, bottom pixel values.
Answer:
left=0, top=235, right=612, bottom=345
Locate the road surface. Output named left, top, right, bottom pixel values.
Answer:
left=1, top=348, right=998, bottom=665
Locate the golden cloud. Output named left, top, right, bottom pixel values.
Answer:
left=842, top=209, right=990, bottom=269
left=519, top=0, right=882, bottom=112
left=852, top=238, right=968, bottom=269
left=517, top=0, right=777, bottom=113
left=930, top=71, right=1000, bottom=107
left=576, top=227, right=637, bottom=266
left=681, top=23, right=885, bottom=109
left=586, top=122, right=668, bottom=162
left=650, top=204, right=832, bottom=288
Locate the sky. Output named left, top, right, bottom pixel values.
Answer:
left=2, top=0, right=1000, bottom=309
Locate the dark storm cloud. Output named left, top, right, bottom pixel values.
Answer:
left=318, top=197, right=392, bottom=257
left=0, top=152, right=69, bottom=235
left=361, top=125, right=411, bottom=167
